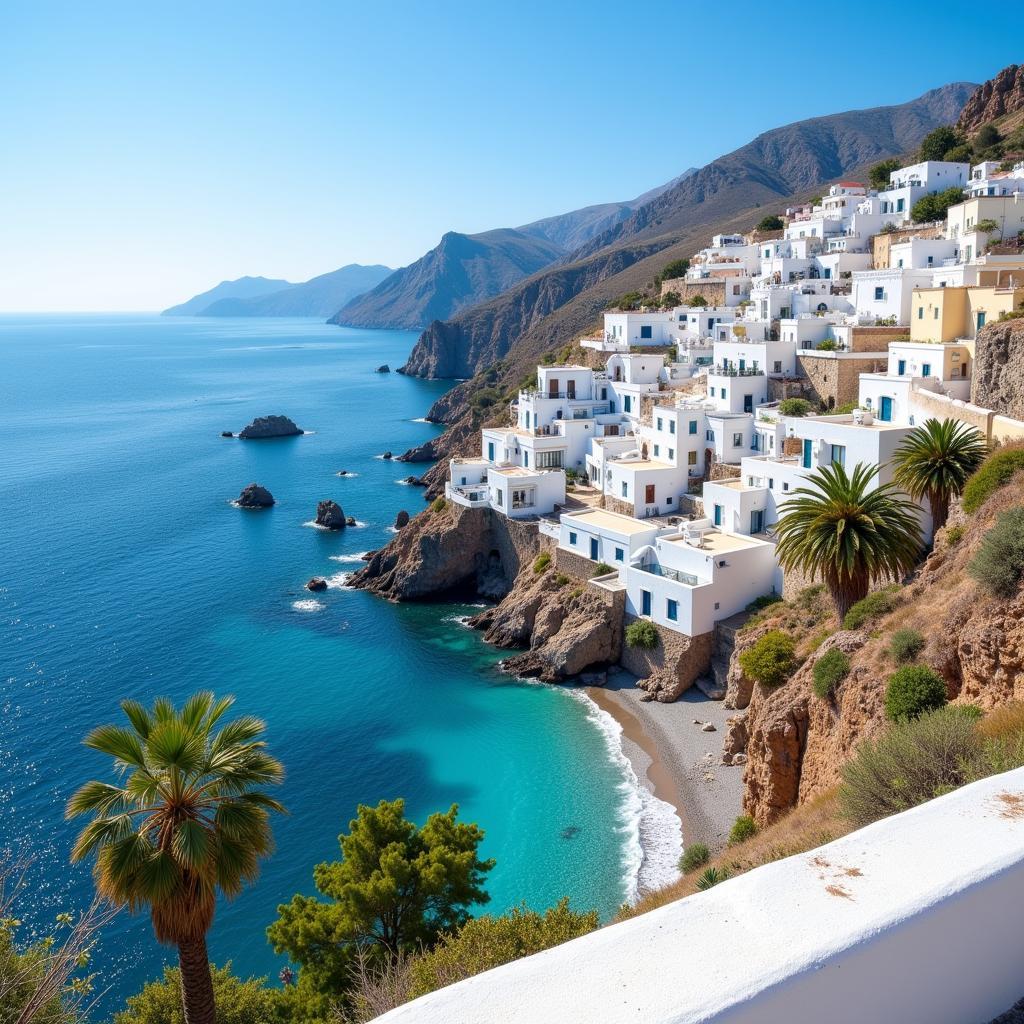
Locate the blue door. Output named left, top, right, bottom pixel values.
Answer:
left=750, top=509, right=764, bottom=534
left=897, top=360, right=906, bottom=375
left=880, top=396, right=893, bottom=421
left=487, top=441, right=495, bottom=461
left=713, top=504, right=723, bottom=526
left=590, top=537, right=599, bottom=560
left=802, top=438, right=812, bottom=469
left=641, top=590, right=652, bottom=616
left=922, top=363, right=931, bottom=378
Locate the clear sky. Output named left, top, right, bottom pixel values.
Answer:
left=1, top=1, right=1019, bottom=311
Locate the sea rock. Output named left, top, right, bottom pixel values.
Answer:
left=376, top=364, right=390, bottom=373
left=337, top=469, right=348, bottom=477
left=221, top=430, right=234, bottom=438
left=238, top=415, right=303, bottom=439
left=403, top=475, right=426, bottom=486
left=235, top=483, right=275, bottom=508
left=306, top=577, right=328, bottom=592
left=315, top=500, right=346, bottom=530
left=360, top=550, right=375, bottom=561
left=394, top=510, right=410, bottom=529
left=382, top=451, right=393, bottom=460
left=346, top=516, right=357, bottom=527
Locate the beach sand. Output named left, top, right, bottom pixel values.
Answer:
left=585, top=668, right=744, bottom=852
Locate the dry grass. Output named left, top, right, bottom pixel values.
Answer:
left=978, top=702, right=1024, bottom=741
left=619, top=790, right=850, bottom=919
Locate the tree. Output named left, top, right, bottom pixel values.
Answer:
left=774, top=463, right=923, bottom=619
left=656, top=258, right=689, bottom=283
left=687, top=294, right=708, bottom=307
left=975, top=218, right=1000, bottom=236
left=114, top=964, right=278, bottom=1024
left=911, top=187, right=966, bottom=225
left=756, top=215, right=784, bottom=232
left=66, top=693, right=285, bottom=1024
left=918, top=126, right=964, bottom=162
left=661, top=290, right=681, bottom=307
left=976, top=123, right=1002, bottom=151
left=892, top=417, right=987, bottom=532
left=868, top=159, right=901, bottom=191
left=778, top=397, right=812, bottom=417
left=268, top=799, right=493, bottom=1004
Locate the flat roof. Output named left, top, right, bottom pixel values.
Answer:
left=610, top=458, right=674, bottom=472
left=662, top=529, right=762, bottom=554
left=489, top=465, right=543, bottom=478
left=562, top=507, right=659, bottom=536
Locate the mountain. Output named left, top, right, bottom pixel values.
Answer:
left=199, top=264, right=392, bottom=318
left=328, top=229, right=566, bottom=331
left=162, top=276, right=293, bottom=316
left=401, top=81, right=976, bottom=381
left=957, top=64, right=1024, bottom=133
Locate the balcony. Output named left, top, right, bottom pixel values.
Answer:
left=635, top=562, right=700, bottom=587
left=445, top=483, right=490, bottom=508
left=708, top=365, right=765, bottom=377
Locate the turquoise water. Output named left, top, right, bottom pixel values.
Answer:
left=0, top=314, right=639, bottom=1012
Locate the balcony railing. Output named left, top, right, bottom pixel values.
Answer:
left=635, top=563, right=700, bottom=587
left=708, top=365, right=765, bottom=377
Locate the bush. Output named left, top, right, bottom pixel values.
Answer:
left=890, top=628, right=925, bottom=664
left=430, top=497, right=447, bottom=513
left=554, top=573, right=569, bottom=586
left=943, top=524, right=965, bottom=547
left=688, top=294, right=708, bottom=307
left=970, top=507, right=1024, bottom=598
left=661, top=291, right=681, bottom=308
left=756, top=215, right=784, bottom=232
left=962, top=446, right=1024, bottom=513
left=911, top=186, right=967, bottom=225
left=884, top=665, right=948, bottom=722
left=532, top=552, right=552, bottom=574
left=625, top=620, right=658, bottom=649
left=812, top=648, right=850, bottom=699
left=729, top=815, right=758, bottom=845
left=746, top=593, right=782, bottom=613
left=835, top=401, right=859, bottom=415
left=657, top=258, right=690, bottom=282
left=816, top=338, right=837, bottom=351
left=738, top=630, right=796, bottom=688
left=868, top=158, right=901, bottom=190
left=842, top=585, right=902, bottom=630
left=839, top=708, right=986, bottom=826
left=470, top=387, right=502, bottom=412
left=592, top=562, right=613, bottom=576
left=778, top=397, right=812, bottom=417
left=918, top=125, right=964, bottom=162
left=679, top=843, right=710, bottom=874
left=569, top=587, right=583, bottom=599
left=695, top=866, right=731, bottom=891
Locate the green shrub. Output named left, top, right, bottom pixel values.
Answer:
left=816, top=338, right=837, bottom=351
left=889, top=628, right=925, bottom=664
left=839, top=708, right=987, bottom=826
left=812, top=648, right=850, bottom=699
left=969, top=507, right=1024, bottom=598
left=554, top=573, right=570, bottom=586
left=696, top=866, right=732, bottom=891
left=944, top=524, right=965, bottom=546
left=657, top=257, right=690, bottom=282
left=778, top=397, right=812, bottom=417
left=569, top=587, right=583, bottom=599
left=911, top=186, right=967, bottom=225
left=961, top=446, right=1024, bottom=513
left=842, top=585, right=902, bottom=630
left=688, top=294, right=708, bottom=307
left=430, top=497, right=447, bottom=513
left=625, top=620, right=658, bottom=649
left=738, top=630, right=796, bottom=688
left=532, top=552, right=552, bottom=574
left=756, top=215, right=784, bottom=232
left=679, top=843, right=710, bottom=874
left=592, top=562, right=613, bottom=576
left=884, top=665, right=948, bottom=722
left=746, top=593, right=782, bottom=613
left=835, top=401, right=859, bottom=415
left=728, top=815, right=758, bottom=845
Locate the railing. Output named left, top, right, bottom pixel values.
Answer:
left=635, top=562, right=700, bottom=586
left=708, top=365, right=765, bottom=377
left=445, top=483, right=490, bottom=507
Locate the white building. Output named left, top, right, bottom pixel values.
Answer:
left=877, top=160, right=970, bottom=224
left=852, top=268, right=934, bottom=323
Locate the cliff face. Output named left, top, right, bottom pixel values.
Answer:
left=731, top=481, right=1024, bottom=826
left=957, top=64, right=1024, bottom=133
left=972, top=318, right=1024, bottom=421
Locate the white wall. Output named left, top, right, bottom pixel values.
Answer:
left=373, top=767, right=1024, bottom=1024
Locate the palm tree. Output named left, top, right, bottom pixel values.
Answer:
left=66, top=692, right=284, bottom=1024
left=891, top=417, right=987, bottom=533
left=774, top=462, right=923, bottom=620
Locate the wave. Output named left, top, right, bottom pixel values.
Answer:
left=302, top=520, right=331, bottom=531
left=410, top=417, right=432, bottom=423
left=291, top=599, right=324, bottom=612
left=329, top=552, right=370, bottom=564
left=565, top=690, right=683, bottom=904
left=335, top=471, right=359, bottom=478
left=324, top=571, right=356, bottom=590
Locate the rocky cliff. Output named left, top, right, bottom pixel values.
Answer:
left=729, top=479, right=1024, bottom=827
left=972, top=318, right=1024, bottom=421
left=957, top=64, right=1024, bottom=133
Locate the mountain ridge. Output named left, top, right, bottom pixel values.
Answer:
left=162, top=276, right=294, bottom=316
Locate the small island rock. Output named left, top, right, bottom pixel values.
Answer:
left=306, top=577, right=328, bottom=592
left=235, top=483, right=275, bottom=508
left=375, top=364, right=390, bottom=373
left=336, top=469, right=348, bottom=477
left=394, top=510, right=410, bottom=529
left=382, top=451, right=393, bottom=460
left=238, top=415, right=303, bottom=440
left=221, top=430, right=234, bottom=438
left=346, top=516, right=357, bottom=527
left=315, top=500, right=346, bottom=530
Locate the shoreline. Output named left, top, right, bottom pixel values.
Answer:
left=583, top=669, right=744, bottom=855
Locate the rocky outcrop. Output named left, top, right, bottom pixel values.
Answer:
left=376, top=364, right=390, bottom=373
left=394, top=510, right=410, bottom=530
left=238, top=415, right=303, bottom=439
left=468, top=569, right=621, bottom=682
left=234, top=483, right=274, bottom=508
left=306, top=577, right=327, bottom=592
left=315, top=500, right=346, bottom=530
left=972, top=319, right=1024, bottom=422
left=957, top=64, right=1024, bottom=134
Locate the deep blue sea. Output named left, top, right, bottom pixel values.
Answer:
left=0, top=314, right=659, bottom=1014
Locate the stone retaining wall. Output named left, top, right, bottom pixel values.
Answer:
left=619, top=615, right=715, bottom=701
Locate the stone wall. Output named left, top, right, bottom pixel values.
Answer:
left=619, top=616, right=715, bottom=701
left=604, top=495, right=635, bottom=517
left=848, top=325, right=909, bottom=353
left=554, top=546, right=603, bottom=581
left=660, top=278, right=726, bottom=306
left=972, top=318, right=1024, bottom=421
left=871, top=224, right=944, bottom=269
left=796, top=353, right=887, bottom=410
left=709, top=462, right=741, bottom=481
left=767, top=378, right=805, bottom=402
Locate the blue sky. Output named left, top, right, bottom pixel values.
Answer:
left=1, top=1, right=1019, bottom=311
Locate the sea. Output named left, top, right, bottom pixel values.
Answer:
left=0, top=314, right=680, bottom=1013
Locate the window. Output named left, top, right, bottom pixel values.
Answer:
left=640, top=325, right=653, bottom=339
left=874, top=287, right=884, bottom=301
left=621, top=481, right=628, bottom=498
left=707, top=429, right=714, bottom=442
left=487, top=441, right=495, bottom=461
left=669, top=420, right=676, bottom=435
left=783, top=482, right=790, bottom=492
left=713, top=504, right=723, bottom=526
left=934, top=307, right=939, bottom=319
left=917, top=307, right=924, bottom=319
left=536, top=450, right=563, bottom=469
left=615, top=547, right=624, bottom=563
left=667, top=599, right=678, bottom=622
left=641, top=590, right=652, bottom=616
left=667, top=447, right=675, bottom=461
left=523, top=450, right=529, bottom=467
left=569, top=531, right=577, bottom=546
left=653, top=444, right=660, bottom=457
left=656, top=417, right=663, bottom=431
left=773, top=360, right=782, bottom=373
left=830, top=443, right=846, bottom=467
left=688, top=450, right=697, bottom=465
left=689, top=420, right=698, bottom=435
left=977, top=311, right=986, bottom=330
left=624, top=395, right=632, bottom=413
left=768, top=477, right=774, bottom=489
left=496, top=488, right=503, bottom=505
left=922, top=363, right=931, bottom=378
left=732, top=432, right=744, bottom=447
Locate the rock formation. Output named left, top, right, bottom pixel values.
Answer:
left=382, top=451, right=393, bottom=460
left=306, top=577, right=327, bottom=592
left=315, top=500, right=346, bottom=530
left=957, top=64, right=1024, bottom=134
left=376, top=364, right=390, bottom=373
left=972, top=318, right=1024, bottom=422
left=235, top=483, right=275, bottom=508
left=238, top=415, right=303, bottom=439
left=394, top=510, right=410, bottom=529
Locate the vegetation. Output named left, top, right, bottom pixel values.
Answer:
left=625, top=620, right=658, bottom=649
left=66, top=693, right=284, bottom=1024
left=554, top=573, right=569, bottom=586
left=969, top=507, right=1024, bottom=598
left=943, top=524, right=965, bottom=547
left=688, top=294, right=708, bottom=307
left=532, top=552, right=551, bottom=574
left=592, top=562, right=613, bottom=576
left=892, top=418, right=987, bottom=531
left=976, top=217, right=1000, bottom=236
left=816, top=338, right=837, bottom=351
left=607, top=291, right=644, bottom=311
left=656, top=258, right=690, bottom=283
left=114, top=965, right=278, bottom=1024
left=868, top=158, right=901, bottom=190
left=695, top=867, right=731, bottom=891
left=660, top=291, right=681, bottom=307
left=918, top=125, right=965, bottom=162
left=842, top=585, right=902, bottom=630
left=268, top=800, right=491, bottom=1017
left=890, top=628, right=925, bottom=664
left=884, top=665, right=948, bottom=722
left=962, top=445, right=1024, bottom=513
left=679, top=843, right=710, bottom=874
left=738, top=630, right=796, bottom=689
left=430, top=497, right=447, bottom=513
left=775, top=463, right=922, bottom=620
left=812, top=648, right=850, bottom=699
left=910, top=186, right=966, bottom=225
left=746, top=593, right=782, bottom=613
left=777, top=397, right=812, bottom=417
left=728, top=815, right=758, bottom=845
left=469, top=387, right=502, bottom=413
left=834, top=401, right=859, bottom=415
left=756, top=215, right=784, bottom=232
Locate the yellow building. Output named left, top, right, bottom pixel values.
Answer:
left=946, top=196, right=1024, bottom=258
left=911, top=285, right=1024, bottom=343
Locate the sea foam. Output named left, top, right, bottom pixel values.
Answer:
left=329, top=552, right=370, bottom=564
left=292, top=599, right=324, bottom=612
